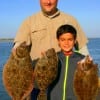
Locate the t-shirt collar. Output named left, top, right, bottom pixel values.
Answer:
left=42, top=8, right=60, bottom=19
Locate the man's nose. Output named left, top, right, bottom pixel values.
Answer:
left=47, top=0, right=51, bottom=4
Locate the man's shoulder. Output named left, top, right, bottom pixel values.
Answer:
left=30, top=11, right=42, bottom=18
left=21, top=11, right=41, bottom=22
left=23, top=11, right=43, bottom=23
left=59, top=10, right=76, bottom=19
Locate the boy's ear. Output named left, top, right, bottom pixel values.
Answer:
left=75, top=40, right=77, bottom=44
left=74, top=39, right=78, bottom=44
left=74, top=40, right=79, bottom=51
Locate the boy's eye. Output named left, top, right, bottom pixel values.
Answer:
left=59, top=38, right=65, bottom=41
left=68, top=38, right=73, bottom=41
left=60, top=38, right=73, bottom=41
left=61, top=39, right=65, bottom=41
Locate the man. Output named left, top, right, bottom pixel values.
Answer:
left=13, top=0, right=89, bottom=60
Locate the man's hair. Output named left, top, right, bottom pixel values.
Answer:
left=56, top=24, right=77, bottom=40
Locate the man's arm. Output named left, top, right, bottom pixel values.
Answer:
left=79, top=45, right=90, bottom=56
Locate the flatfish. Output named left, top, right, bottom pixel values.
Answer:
left=73, top=55, right=99, bottom=100
left=34, top=48, right=58, bottom=100
left=2, top=42, right=34, bottom=100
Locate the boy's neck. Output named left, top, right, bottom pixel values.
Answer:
left=63, top=50, right=73, bottom=56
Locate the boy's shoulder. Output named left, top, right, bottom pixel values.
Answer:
left=57, top=51, right=85, bottom=61
left=73, top=52, right=85, bottom=59
left=57, top=51, right=85, bottom=57
left=57, top=51, right=65, bottom=58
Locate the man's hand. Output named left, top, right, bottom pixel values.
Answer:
left=12, top=42, right=21, bottom=55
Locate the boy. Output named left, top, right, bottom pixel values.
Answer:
left=47, top=24, right=85, bottom=100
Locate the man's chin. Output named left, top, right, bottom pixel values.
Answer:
left=42, top=8, right=57, bottom=15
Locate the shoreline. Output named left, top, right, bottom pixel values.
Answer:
left=0, top=37, right=100, bottom=42
left=0, top=38, right=14, bottom=42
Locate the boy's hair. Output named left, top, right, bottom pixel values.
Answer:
left=56, top=24, right=77, bottom=40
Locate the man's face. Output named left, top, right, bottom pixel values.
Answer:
left=40, top=0, right=58, bottom=15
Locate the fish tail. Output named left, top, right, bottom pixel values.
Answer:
left=37, top=91, right=47, bottom=100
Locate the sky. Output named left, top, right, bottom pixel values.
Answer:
left=0, top=0, right=100, bottom=38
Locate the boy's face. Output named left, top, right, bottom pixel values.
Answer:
left=58, top=33, right=76, bottom=54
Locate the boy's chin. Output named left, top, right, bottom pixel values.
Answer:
left=63, top=49, right=73, bottom=54
left=64, top=49, right=72, bottom=52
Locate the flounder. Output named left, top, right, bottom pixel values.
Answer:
left=73, top=55, right=99, bottom=100
left=34, top=48, right=58, bottom=100
left=3, top=42, right=34, bottom=100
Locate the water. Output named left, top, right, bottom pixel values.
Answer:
left=0, top=41, right=13, bottom=100
left=0, top=38, right=100, bottom=100
left=88, top=38, right=100, bottom=65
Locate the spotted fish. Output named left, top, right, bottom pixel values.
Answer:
left=2, top=42, right=34, bottom=100
left=34, top=48, right=58, bottom=100
left=73, top=55, right=99, bottom=100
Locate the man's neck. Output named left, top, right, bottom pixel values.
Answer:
left=42, top=8, right=59, bottom=18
